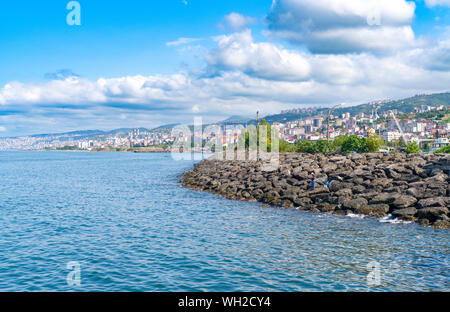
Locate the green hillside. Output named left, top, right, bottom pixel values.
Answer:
left=261, top=92, right=450, bottom=124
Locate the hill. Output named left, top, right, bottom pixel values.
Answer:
left=261, top=92, right=450, bottom=124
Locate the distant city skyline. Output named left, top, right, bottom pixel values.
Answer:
left=1, top=0, right=450, bottom=137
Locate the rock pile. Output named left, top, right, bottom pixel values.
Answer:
left=181, top=153, right=450, bottom=229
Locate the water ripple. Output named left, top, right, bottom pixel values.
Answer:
left=0, top=151, right=448, bottom=291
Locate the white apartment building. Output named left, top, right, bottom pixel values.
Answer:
left=383, top=131, right=404, bottom=142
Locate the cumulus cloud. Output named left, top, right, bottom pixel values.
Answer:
left=206, top=30, right=311, bottom=81
left=425, top=0, right=450, bottom=7
left=267, top=0, right=417, bottom=53
left=219, top=12, right=257, bottom=31
left=1, top=1, right=450, bottom=136
left=406, top=39, right=450, bottom=72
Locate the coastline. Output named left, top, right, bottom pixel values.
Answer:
left=181, top=153, right=450, bottom=230
left=38, top=147, right=171, bottom=153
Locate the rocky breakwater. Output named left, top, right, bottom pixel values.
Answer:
left=181, top=153, right=450, bottom=229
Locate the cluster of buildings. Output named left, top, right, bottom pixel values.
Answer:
left=414, top=105, right=445, bottom=114
left=0, top=129, right=178, bottom=151
left=275, top=107, right=449, bottom=152
left=74, top=129, right=177, bottom=150
left=0, top=104, right=448, bottom=153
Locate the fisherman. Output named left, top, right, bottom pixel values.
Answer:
left=311, top=172, right=316, bottom=190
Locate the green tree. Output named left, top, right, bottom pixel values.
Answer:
left=406, top=141, right=421, bottom=154
left=398, top=137, right=407, bottom=147
left=341, top=135, right=369, bottom=153
left=332, top=136, right=346, bottom=150
left=240, top=119, right=273, bottom=152
left=366, top=133, right=383, bottom=153
left=295, top=139, right=315, bottom=153
left=294, top=139, right=336, bottom=154
left=279, top=140, right=295, bottom=152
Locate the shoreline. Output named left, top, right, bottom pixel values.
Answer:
left=181, top=153, right=450, bottom=230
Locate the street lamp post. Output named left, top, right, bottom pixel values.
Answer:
left=327, top=104, right=341, bottom=141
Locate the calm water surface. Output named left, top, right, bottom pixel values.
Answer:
left=0, top=151, right=448, bottom=291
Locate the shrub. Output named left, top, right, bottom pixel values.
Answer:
left=279, top=140, right=295, bottom=152
left=406, top=141, right=421, bottom=154
left=294, top=139, right=336, bottom=154
left=341, top=135, right=369, bottom=153
left=366, top=133, right=383, bottom=153
left=434, top=145, right=450, bottom=154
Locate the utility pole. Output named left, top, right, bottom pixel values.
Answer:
left=256, top=111, right=260, bottom=161
left=327, top=104, right=341, bottom=141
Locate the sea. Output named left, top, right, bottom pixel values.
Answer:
left=0, top=151, right=448, bottom=291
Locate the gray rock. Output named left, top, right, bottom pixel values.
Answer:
left=417, top=197, right=446, bottom=208
left=392, top=195, right=418, bottom=209
left=335, top=188, right=353, bottom=197
left=355, top=204, right=389, bottom=217
left=432, top=220, right=450, bottom=230
left=370, top=193, right=399, bottom=205
left=342, top=198, right=368, bottom=210
left=294, top=197, right=312, bottom=207
left=392, top=208, right=417, bottom=218
left=417, top=207, right=449, bottom=221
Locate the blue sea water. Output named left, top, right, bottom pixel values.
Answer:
left=0, top=151, right=448, bottom=292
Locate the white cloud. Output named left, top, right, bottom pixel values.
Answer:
left=219, top=12, right=257, bottom=31
left=267, top=0, right=417, bottom=53
left=0, top=126, right=6, bottom=132
left=206, top=30, right=311, bottom=81
left=425, top=0, right=450, bottom=7
left=166, top=37, right=201, bottom=47
left=2, top=11, right=450, bottom=136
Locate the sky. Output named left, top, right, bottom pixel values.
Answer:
left=0, top=0, right=450, bottom=136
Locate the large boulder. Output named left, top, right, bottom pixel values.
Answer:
left=292, top=167, right=309, bottom=180
left=433, top=220, right=450, bottom=230
left=392, top=208, right=418, bottom=218
left=417, top=207, right=449, bottom=222
left=354, top=204, right=390, bottom=217
left=293, top=197, right=312, bottom=207
left=342, top=198, right=368, bottom=210
left=335, top=188, right=353, bottom=197
left=417, top=197, right=447, bottom=208
left=392, top=195, right=418, bottom=209
left=371, top=178, right=393, bottom=188
left=370, top=192, right=398, bottom=205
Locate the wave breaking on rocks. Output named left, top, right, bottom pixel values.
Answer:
left=181, top=153, right=450, bottom=230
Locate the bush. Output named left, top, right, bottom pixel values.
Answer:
left=295, top=139, right=315, bottom=153
left=366, top=133, right=383, bottom=153
left=279, top=140, right=295, bottom=152
left=434, top=145, right=450, bottom=154
left=294, top=139, right=336, bottom=154
left=406, top=141, right=421, bottom=154
left=341, top=135, right=369, bottom=153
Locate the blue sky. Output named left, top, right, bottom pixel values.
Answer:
left=0, top=0, right=450, bottom=136
left=0, top=0, right=272, bottom=85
